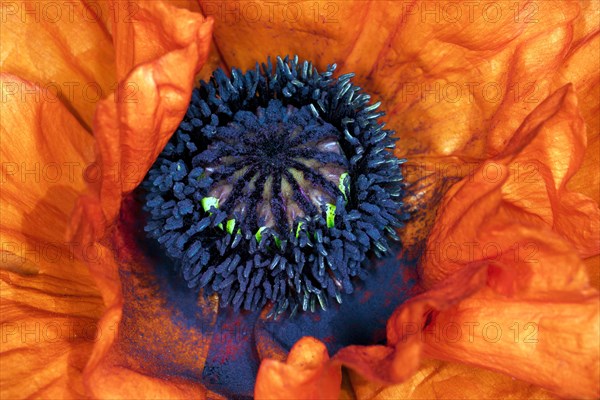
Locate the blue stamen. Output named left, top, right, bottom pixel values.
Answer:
left=143, top=55, right=407, bottom=316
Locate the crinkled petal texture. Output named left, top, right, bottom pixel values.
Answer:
left=255, top=85, right=599, bottom=399
left=0, top=0, right=116, bottom=127
left=347, top=359, right=559, bottom=400
left=422, top=85, right=599, bottom=286
left=81, top=198, right=220, bottom=399
left=64, top=1, right=215, bottom=398
left=1, top=0, right=215, bottom=399
left=255, top=337, right=341, bottom=400
left=70, top=0, right=214, bottom=245
left=3, top=0, right=599, bottom=399
left=410, top=85, right=599, bottom=398
left=0, top=74, right=104, bottom=398
left=206, top=0, right=598, bottom=395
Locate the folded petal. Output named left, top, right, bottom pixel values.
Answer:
left=500, top=84, right=600, bottom=257
left=0, top=74, right=103, bottom=397
left=0, top=73, right=96, bottom=277
left=335, top=229, right=598, bottom=399
left=348, top=359, right=557, bottom=400
left=389, top=85, right=599, bottom=398
left=423, top=85, right=599, bottom=287
left=557, top=19, right=600, bottom=208
left=70, top=1, right=214, bottom=242
left=334, top=262, right=488, bottom=385
left=420, top=231, right=599, bottom=399
left=0, top=0, right=116, bottom=127
left=202, top=0, right=581, bottom=161
left=556, top=1, right=600, bottom=140
left=255, top=337, right=342, bottom=400
left=82, top=196, right=219, bottom=399
left=0, top=270, right=103, bottom=399
left=112, top=0, right=210, bottom=79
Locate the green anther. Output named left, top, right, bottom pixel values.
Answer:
left=201, top=197, right=219, bottom=212
left=295, top=221, right=305, bottom=238
left=326, top=204, right=336, bottom=228
left=201, top=197, right=223, bottom=229
left=255, top=226, right=281, bottom=247
left=339, top=172, right=349, bottom=201
left=226, top=219, right=236, bottom=234
left=255, top=226, right=267, bottom=243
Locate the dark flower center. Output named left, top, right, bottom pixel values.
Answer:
left=200, top=101, right=346, bottom=234
left=143, top=56, right=407, bottom=318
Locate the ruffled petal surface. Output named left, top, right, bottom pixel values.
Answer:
left=419, top=239, right=599, bottom=399
left=81, top=198, right=221, bottom=399
left=557, top=3, right=600, bottom=288
left=0, top=0, right=116, bottom=128
left=57, top=2, right=216, bottom=398
left=408, top=87, right=599, bottom=399
left=422, top=85, right=599, bottom=286
left=348, top=359, right=557, bottom=400
left=201, top=0, right=580, bottom=159
left=0, top=75, right=104, bottom=398
left=5, top=0, right=597, bottom=399
left=255, top=337, right=342, bottom=399
left=254, top=88, right=598, bottom=399
left=70, top=0, right=214, bottom=244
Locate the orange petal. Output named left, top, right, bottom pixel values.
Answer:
left=400, top=84, right=600, bottom=398
left=70, top=1, right=214, bottom=242
left=584, top=254, right=600, bottom=291
left=419, top=161, right=508, bottom=287
left=559, top=33, right=600, bottom=138
left=348, top=359, right=558, bottom=400
left=112, top=0, right=211, bottom=80
left=255, top=337, right=342, bottom=400
left=203, top=1, right=581, bottom=160
left=0, top=0, right=116, bottom=128
left=0, top=74, right=103, bottom=397
left=0, top=268, right=103, bottom=399
left=567, top=133, right=600, bottom=205
left=330, top=83, right=599, bottom=398
left=333, top=262, right=488, bottom=386
left=557, top=1, right=600, bottom=140
left=0, top=73, right=95, bottom=276
left=82, top=196, right=219, bottom=399
left=338, top=228, right=598, bottom=398
left=559, top=29, right=600, bottom=205
left=496, top=84, right=599, bottom=258
left=420, top=231, right=599, bottom=399
left=422, top=85, right=599, bottom=287
left=494, top=85, right=599, bottom=259
left=86, top=363, right=222, bottom=400
left=399, top=156, right=468, bottom=255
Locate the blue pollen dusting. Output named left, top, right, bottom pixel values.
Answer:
left=143, top=55, right=409, bottom=318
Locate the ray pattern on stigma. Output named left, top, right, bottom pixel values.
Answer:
left=143, top=55, right=408, bottom=318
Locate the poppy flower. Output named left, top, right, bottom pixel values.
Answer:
left=1, top=1, right=598, bottom=399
